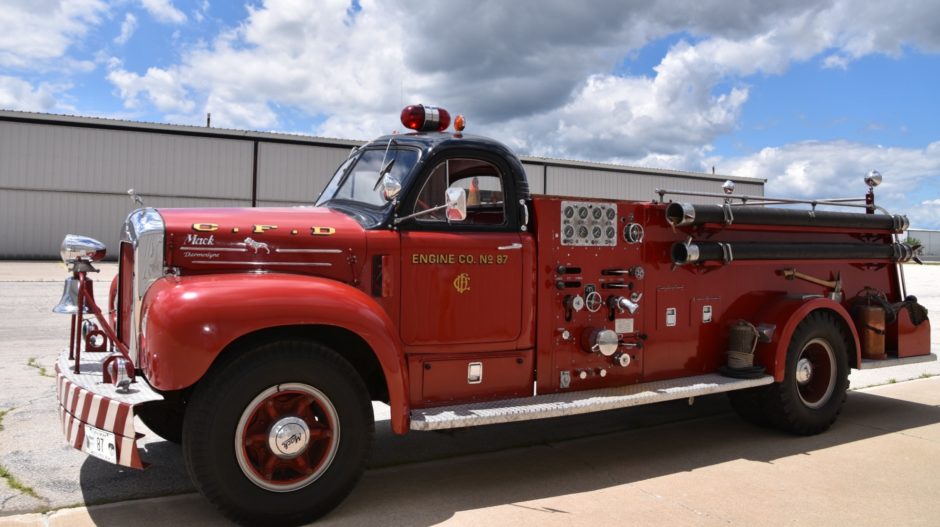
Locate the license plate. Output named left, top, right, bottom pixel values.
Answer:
left=83, top=425, right=117, bottom=464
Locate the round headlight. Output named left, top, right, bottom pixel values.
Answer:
left=60, top=234, right=107, bottom=264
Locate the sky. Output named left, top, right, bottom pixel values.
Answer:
left=2, top=0, right=940, bottom=227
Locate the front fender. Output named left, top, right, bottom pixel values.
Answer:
left=754, top=297, right=861, bottom=382
left=139, top=273, right=410, bottom=433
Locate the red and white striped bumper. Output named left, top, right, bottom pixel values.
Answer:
left=55, top=351, right=163, bottom=469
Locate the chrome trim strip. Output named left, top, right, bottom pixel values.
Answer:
left=274, top=248, right=343, bottom=254
left=179, top=246, right=247, bottom=252
left=190, top=261, right=332, bottom=267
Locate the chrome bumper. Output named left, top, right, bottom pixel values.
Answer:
left=55, top=350, right=163, bottom=469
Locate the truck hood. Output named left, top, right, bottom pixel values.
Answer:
left=159, top=206, right=366, bottom=282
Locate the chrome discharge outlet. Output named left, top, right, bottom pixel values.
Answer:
left=582, top=328, right=620, bottom=356
left=614, top=352, right=632, bottom=368
left=609, top=294, right=642, bottom=315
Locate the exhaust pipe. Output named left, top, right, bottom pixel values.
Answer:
left=672, top=242, right=915, bottom=266
left=665, top=202, right=909, bottom=233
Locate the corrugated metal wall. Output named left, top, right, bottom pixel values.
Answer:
left=532, top=164, right=764, bottom=203
left=0, top=114, right=764, bottom=259
left=0, top=120, right=253, bottom=258
left=256, top=143, right=352, bottom=206
left=907, top=229, right=940, bottom=258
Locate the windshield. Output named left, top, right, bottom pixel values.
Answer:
left=316, top=147, right=419, bottom=207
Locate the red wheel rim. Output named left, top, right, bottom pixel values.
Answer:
left=235, top=383, right=340, bottom=492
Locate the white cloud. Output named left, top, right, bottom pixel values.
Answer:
left=107, top=64, right=195, bottom=114
left=115, top=13, right=138, bottom=45
left=0, top=0, right=107, bottom=68
left=140, top=0, right=187, bottom=24
left=717, top=140, right=940, bottom=228
left=109, top=0, right=937, bottom=156
left=0, top=76, right=71, bottom=113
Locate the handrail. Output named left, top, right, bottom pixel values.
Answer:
left=653, top=188, right=891, bottom=215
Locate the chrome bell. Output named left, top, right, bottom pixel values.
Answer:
left=52, top=277, right=91, bottom=315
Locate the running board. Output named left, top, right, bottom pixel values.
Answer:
left=858, top=353, right=937, bottom=370
left=410, top=373, right=774, bottom=431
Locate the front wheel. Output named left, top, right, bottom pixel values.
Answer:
left=764, top=311, right=851, bottom=435
left=182, top=340, right=374, bottom=526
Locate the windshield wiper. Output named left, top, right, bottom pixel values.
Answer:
left=372, top=137, right=397, bottom=191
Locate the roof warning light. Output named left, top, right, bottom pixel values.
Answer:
left=400, top=104, right=451, bottom=132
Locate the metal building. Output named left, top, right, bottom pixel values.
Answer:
left=907, top=229, right=940, bottom=260
left=0, top=110, right=764, bottom=259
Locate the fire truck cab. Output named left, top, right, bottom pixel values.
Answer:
left=53, top=105, right=933, bottom=525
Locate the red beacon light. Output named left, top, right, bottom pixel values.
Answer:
left=400, top=104, right=451, bottom=132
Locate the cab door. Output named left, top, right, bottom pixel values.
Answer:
left=398, top=156, right=524, bottom=349
left=398, top=155, right=532, bottom=407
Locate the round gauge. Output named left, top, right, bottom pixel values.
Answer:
left=606, top=226, right=616, bottom=239
left=564, top=206, right=575, bottom=219
left=592, top=226, right=602, bottom=239
left=578, top=206, right=589, bottom=219
left=578, top=226, right=589, bottom=238
left=592, top=207, right=602, bottom=220
left=606, top=208, right=616, bottom=220
left=564, top=225, right=575, bottom=238
left=585, top=291, right=603, bottom=313
left=623, top=223, right=644, bottom=243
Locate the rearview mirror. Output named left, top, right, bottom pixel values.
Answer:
left=445, top=187, right=467, bottom=222
left=382, top=174, right=402, bottom=201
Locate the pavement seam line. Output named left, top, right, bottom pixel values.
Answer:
left=26, top=357, right=54, bottom=379
left=0, top=408, right=47, bottom=504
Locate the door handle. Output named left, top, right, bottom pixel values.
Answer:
left=497, top=243, right=523, bottom=250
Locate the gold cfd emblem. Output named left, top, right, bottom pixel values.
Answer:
left=453, top=273, right=471, bottom=294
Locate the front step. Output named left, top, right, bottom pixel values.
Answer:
left=410, top=373, right=774, bottom=431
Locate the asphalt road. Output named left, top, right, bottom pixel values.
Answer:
left=1, top=262, right=939, bottom=525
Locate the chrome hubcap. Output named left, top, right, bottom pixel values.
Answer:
left=235, top=383, right=340, bottom=493
left=796, top=338, right=837, bottom=410
left=796, top=358, right=813, bottom=385
left=268, top=417, right=310, bottom=459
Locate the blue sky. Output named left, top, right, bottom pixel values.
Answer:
left=1, top=0, right=939, bottom=227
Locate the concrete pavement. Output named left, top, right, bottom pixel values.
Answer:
left=2, top=376, right=940, bottom=527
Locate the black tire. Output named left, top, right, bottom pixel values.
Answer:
left=182, top=340, right=374, bottom=526
left=137, top=396, right=185, bottom=444
left=762, top=311, right=851, bottom=435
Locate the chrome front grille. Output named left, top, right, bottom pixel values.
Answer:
left=120, top=208, right=165, bottom=364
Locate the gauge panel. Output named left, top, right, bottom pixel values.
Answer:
left=560, top=200, right=617, bottom=247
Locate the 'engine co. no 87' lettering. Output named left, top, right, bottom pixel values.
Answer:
left=411, top=253, right=508, bottom=264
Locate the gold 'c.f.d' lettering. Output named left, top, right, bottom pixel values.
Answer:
left=311, top=226, right=336, bottom=236
left=192, top=223, right=218, bottom=232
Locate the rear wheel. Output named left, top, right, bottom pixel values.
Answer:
left=182, top=340, right=374, bottom=526
left=764, top=311, right=850, bottom=435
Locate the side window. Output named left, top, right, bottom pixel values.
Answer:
left=414, top=158, right=506, bottom=225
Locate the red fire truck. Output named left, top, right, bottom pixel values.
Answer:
left=54, top=105, right=932, bottom=525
